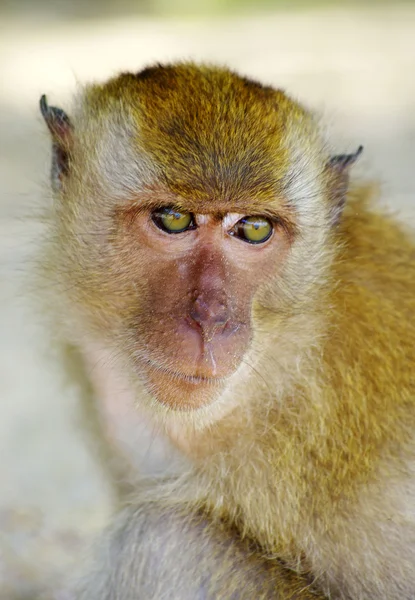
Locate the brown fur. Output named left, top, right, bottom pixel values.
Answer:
left=40, top=63, right=415, bottom=599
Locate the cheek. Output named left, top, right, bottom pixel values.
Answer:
left=139, top=259, right=189, bottom=329
left=254, top=244, right=294, bottom=310
left=72, top=241, right=153, bottom=338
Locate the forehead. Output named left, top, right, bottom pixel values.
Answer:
left=83, top=64, right=319, bottom=208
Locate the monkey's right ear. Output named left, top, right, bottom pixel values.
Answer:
left=40, top=95, right=73, bottom=192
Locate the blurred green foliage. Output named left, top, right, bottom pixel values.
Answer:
left=0, top=0, right=409, bottom=19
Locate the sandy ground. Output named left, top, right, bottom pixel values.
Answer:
left=0, top=5, right=414, bottom=597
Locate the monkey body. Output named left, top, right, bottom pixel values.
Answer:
left=40, top=64, right=415, bottom=599
left=188, top=194, right=415, bottom=597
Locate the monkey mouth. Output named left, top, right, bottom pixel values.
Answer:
left=135, top=356, right=231, bottom=410
left=142, top=358, right=228, bottom=386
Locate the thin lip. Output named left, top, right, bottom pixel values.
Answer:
left=142, top=357, right=228, bottom=385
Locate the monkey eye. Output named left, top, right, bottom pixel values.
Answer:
left=230, top=216, right=273, bottom=244
left=152, top=207, right=196, bottom=234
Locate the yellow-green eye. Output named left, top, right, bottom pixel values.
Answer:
left=152, top=207, right=195, bottom=234
left=232, top=216, right=273, bottom=244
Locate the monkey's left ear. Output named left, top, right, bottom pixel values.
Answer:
left=40, top=95, right=73, bottom=192
left=326, top=145, right=363, bottom=225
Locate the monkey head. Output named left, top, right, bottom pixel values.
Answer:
left=41, top=63, right=361, bottom=412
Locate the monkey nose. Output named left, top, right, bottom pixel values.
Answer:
left=189, top=296, right=229, bottom=339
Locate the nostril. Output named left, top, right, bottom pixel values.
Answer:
left=212, top=312, right=229, bottom=327
left=190, top=296, right=229, bottom=328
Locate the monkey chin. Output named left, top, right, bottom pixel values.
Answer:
left=141, top=363, right=229, bottom=411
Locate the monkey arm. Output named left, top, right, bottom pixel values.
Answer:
left=67, top=499, right=325, bottom=600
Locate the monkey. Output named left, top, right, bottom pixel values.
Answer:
left=39, top=63, right=415, bottom=599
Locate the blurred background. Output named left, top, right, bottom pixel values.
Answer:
left=0, top=0, right=414, bottom=597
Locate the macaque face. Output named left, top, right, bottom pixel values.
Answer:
left=47, top=65, right=332, bottom=412
left=110, top=193, right=293, bottom=410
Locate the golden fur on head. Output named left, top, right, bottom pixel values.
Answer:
left=82, top=64, right=321, bottom=203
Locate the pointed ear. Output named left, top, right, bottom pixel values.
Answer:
left=40, top=95, right=73, bottom=192
left=326, top=145, right=363, bottom=225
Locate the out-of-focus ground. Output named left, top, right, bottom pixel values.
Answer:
left=0, top=4, right=414, bottom=598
